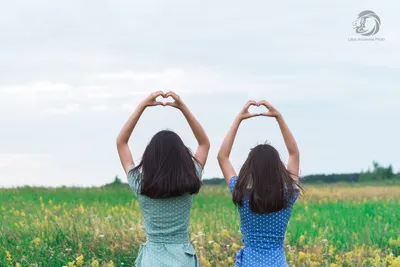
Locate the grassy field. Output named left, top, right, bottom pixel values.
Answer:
left=1, top=183, right=399, bottom=267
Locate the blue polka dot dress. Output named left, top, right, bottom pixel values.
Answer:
left=229, top=176, right=299, bottom=267
left=127, top=163, right=203, bottom=267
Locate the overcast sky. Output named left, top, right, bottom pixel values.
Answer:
left=1, top=1, right=399, bottom=187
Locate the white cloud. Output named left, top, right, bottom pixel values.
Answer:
left=91, top=105, right=108, bottom=111
left=121, top=103, right=135, bottom=111
left=0, top=153, right=99, bottom=187
left=1, top=66, right=399, bottom=118
left=46, top=104, right=80, bottom=115
left=0, top=153, right=52, bottom=169
left=1, top=0, right=400, bottom=186
left=2, top=81, right=72, bottom=94
left=93, top=68, right=185, bottom=82
left=87, top=92, right=122, bottom=99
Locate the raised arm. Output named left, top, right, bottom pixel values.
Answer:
left=259, top=100, right=300, bottom=180
left=165, top=91, right=210, bottom=168
left=217, top=100, right=259, bottom=185
left=116, top=91, right=165, bottom=175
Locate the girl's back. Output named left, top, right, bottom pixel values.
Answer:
left=127, top=164, right=203, bottom=266
left=128, top=163, right=202, bottom=242
left=230, top=176, right=299, bottom=266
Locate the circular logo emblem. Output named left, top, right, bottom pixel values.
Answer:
left=352, top=10, right=381, bottom=36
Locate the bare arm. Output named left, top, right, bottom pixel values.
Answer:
left=116, top=91, right=165, bottom=175
left=165, top=91, right=210, bottom=168
left=217, top=100, right=259, bottom=185
left=277, top=115, right=300, bottom=179
left=259, top=101, right=300, bottom=180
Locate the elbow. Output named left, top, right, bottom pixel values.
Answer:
left=116, top=136, right=126, bottom=147
left=217, top=153, right=226, bottom=162
left=289, top=151, right=300, bottom=157
left=201, top=137, right=211, bottom=149
left=199, top=139, right=211, bottom=153
left=204, top=140, right=211, bottom=151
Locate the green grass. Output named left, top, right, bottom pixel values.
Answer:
left=1, top=184, right=399, bottom=266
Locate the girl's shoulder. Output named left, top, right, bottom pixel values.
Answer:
left=194, top=161, right=203, bottom=180
left=229, top=176, right=239, bottom=194
left=127, top=165, right=142, bottom=194
left=287, top=186, right=300, bottom=206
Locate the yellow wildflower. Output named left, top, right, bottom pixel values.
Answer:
left=213, top=242, right=221, bottom=253
left=299, top=235, right=305, bottom=245
left=384, top=253, right=394, bottom=264
left=199, top=256, right=211, bottom=267
left=389, top=237, right=399, bottom=247
left=91, top=259, right=100, bottom=267
left=31, top=237, right=41, bottom=245
left=391, top=256, right=400, bottom=266
left=221, top=229, right=229, bottom=238
left=297, top=251, right=308, bottom=263
left=76, top=255, right=84, bottom=266
left=6, top=250, right=12, bottom=262
left=232, top=242, right=241, bottom=250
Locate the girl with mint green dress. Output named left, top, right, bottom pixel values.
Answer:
left=127, top=162, right=203, bottom=266
left=117, top=91, right=210, bottom=267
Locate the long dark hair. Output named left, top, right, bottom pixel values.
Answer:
left=232, top=144, right=302, bottom=213
left=132, top=130, right=202, bottom=198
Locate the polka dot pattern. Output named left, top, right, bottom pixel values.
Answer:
left=229, top=176, right=300, bottom=267
left=127, top=163, right=203, bottom=267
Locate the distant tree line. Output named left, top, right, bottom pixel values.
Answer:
left=202, top=161, right=399, bottom=185
left=359, top=161, right=396, bottom=181
left=104, top=176, right=125, bottom=187
left=302, top=173, right=360, bottom=183
left=109, top=161, right=399, bottom=186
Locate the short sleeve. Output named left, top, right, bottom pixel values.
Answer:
left=127, top=165, right=141, bottom=194
left=288, top=188, right=300, bottom=206
left=229, top=176, right=238, bottom=194
left=195, top=161, right=203, bottom=180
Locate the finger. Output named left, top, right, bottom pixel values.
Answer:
left=165, top=102, right=177, bottom=107
left=152, top=91, right=165, bottom=98
left=168, top=92, right=180, bottom=101
left=242, top=114, right=258, bottom=120
left=244, top=100, right=257, bottom=109
left=259, top=112, right=273, bottom=117
left=258, top=100, right=271, bottom=108
left=165, top=91, right=176, bottom=99
left=247, top=113, right=259, bottom=118
left=154, top=101, right=166, bottom=106
left=165, top=91, right=176, bottom=96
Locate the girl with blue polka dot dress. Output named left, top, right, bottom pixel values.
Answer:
left=117, top=91, right=210, bottom=267
left=218, top=100, right=303, bottom=267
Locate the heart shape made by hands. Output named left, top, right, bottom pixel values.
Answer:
left=248, top=103, right=269, bottom=115
left=156, top=95, right=175, bottom=105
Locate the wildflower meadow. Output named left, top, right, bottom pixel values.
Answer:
left=1, top=183, right=399, bottom=266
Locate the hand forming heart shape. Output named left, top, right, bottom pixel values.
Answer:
left=248, top=102, right=269, bottom=116
left=143, top=90, right=184, bottom=109
left=156, top=95, right=175, bottom=105
left=239, top=100, right=280, bottom=120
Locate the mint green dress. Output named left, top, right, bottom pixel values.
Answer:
left=127, top=163, right=202, bottom=267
